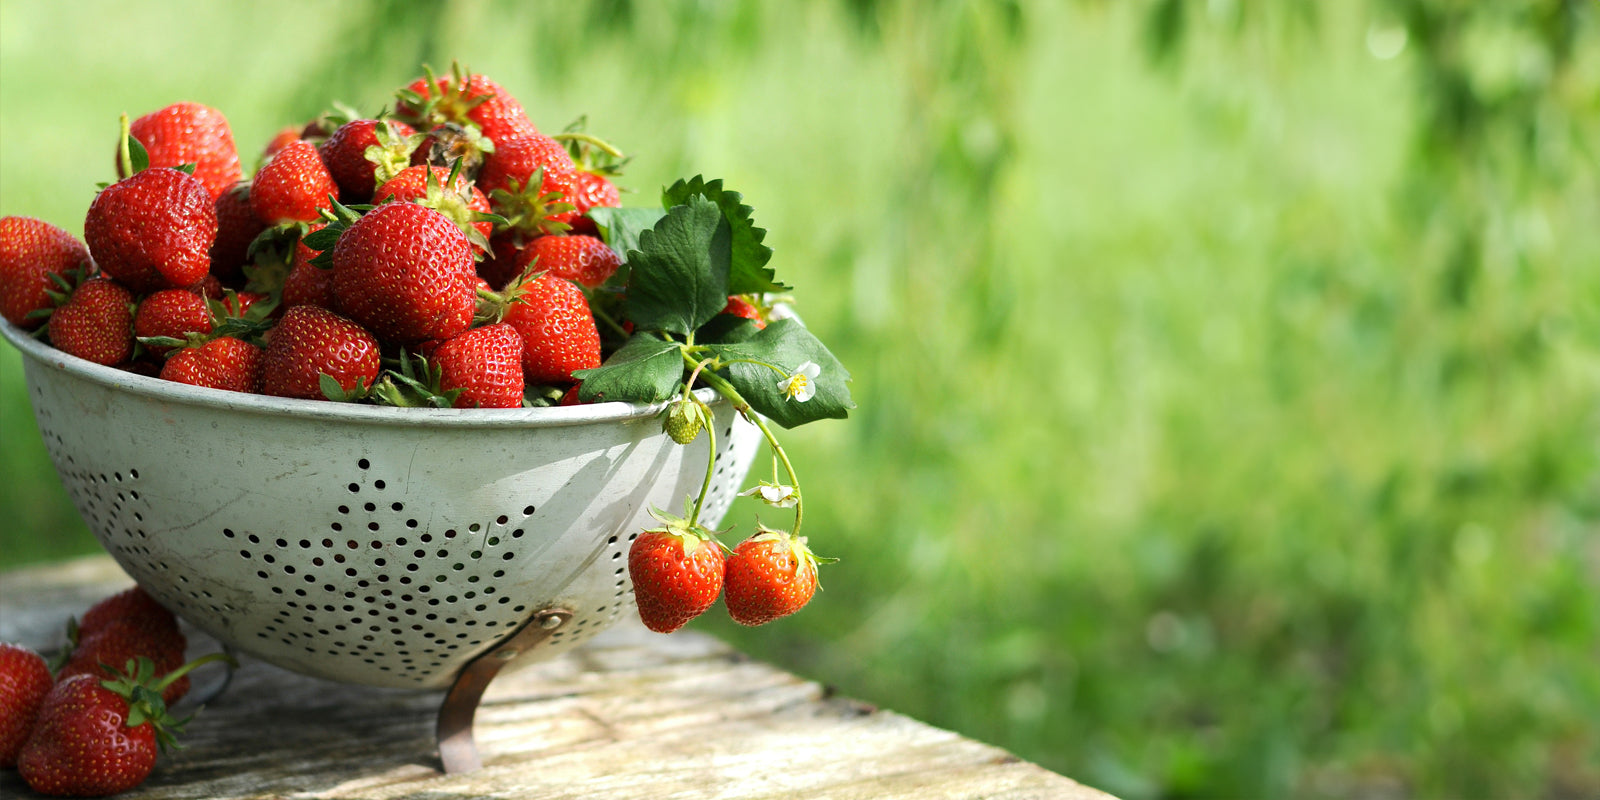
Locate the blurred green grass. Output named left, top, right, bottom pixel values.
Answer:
left=3, top=1, right=1597, bottom=797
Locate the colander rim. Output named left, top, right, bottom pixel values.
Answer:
left=1, top=317, right=726, bottom=428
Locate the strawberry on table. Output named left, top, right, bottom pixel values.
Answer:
left=17, top=653, right=222, bottom=798
left=0, top=216, right=92, bottom=328
left=120, top=102, right=243, bottom=201
left=0, top=642, right=53, bottom=768
left=330, top=201, right=477, bottom=345
left=48, top=277, right=135, bottom=366
left=85, top=166, right=217, bottom=294
left=260, top=305, right=381, bottom=401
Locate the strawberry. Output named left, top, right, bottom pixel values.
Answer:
left=723, top=529, right=823, bottom=626
left=429, top=323, right=525, bottom=409
left=281, top=225, right=334, bottom=311
left=251, top=139, right=339, bottom=226
left=261, top=125, right=302, bottom=160
left=477, top=133, right=579, bottom=237
left=120, top=102, right=243, bottom=200
left=0, top=216, right=92, bottom=328
left=17, top=656, right=209, bottom=797
left=261, top=305, right=381, bottom=401
left=133, top=288, right=214, bottom=355
left=500, top=272, right=602, bottom=385
left=159, top=336, right=264, bottom=394
left=372, top=165, right=493, bottom=252
left=59, top=587, right=191, bottom=705
left=77, top=587, right=177, bottom=636
left=0, top=642, right=53, bottom=768
left=320, top=118, right=420, bottom=203
left=48, top=277, right=135, bottom=366
left=330, top=201, right=477, bottom=344
left=395, top=64, right=538, bottom=150
left=483, top=232, right=621, bottom=291
left=208, top=182, right=264, bottom=284
left=531, top=234, right=622, bottom=288
left=721, top=295, right=767, bottom=329
left=627, top=509, right=726, bottom=634
left=85, top=166, right=218, bottom=294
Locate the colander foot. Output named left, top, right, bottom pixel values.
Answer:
left=436, top=606, right=573, bottom=773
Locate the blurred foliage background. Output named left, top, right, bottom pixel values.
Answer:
left=2, top=0, right=1597, bottom=797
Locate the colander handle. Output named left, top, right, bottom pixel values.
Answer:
left=436, top=606, right=573, bottom=773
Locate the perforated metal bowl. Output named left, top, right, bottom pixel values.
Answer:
left=1, top=320, right=761, bottom=690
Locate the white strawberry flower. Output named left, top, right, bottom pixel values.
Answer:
left=739, top=481, right=799, bottom=508
left=779, top=361, right=821, bottom=402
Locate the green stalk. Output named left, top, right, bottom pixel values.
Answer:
left=694, top=364, right=804, bottom=536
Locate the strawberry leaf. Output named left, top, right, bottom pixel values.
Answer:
left=572, top=333, right=685, bottom=403
left=708, top=318, right=853, bottom=428
left=663, top=176, right=787, bottom=294
left=588, top=206, right=666, bottom=262
left=623, top=194, right=730, bottom=336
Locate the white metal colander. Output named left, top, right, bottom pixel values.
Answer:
left=2, top=319, right=761, bottom=692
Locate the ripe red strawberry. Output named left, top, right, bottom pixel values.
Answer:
left=61, top=587, right=190, bottom=705
left=722, top=529, right=823, bottom=626
left=49, top=277, right=135, bottom=366
left=281, top=225, right=334, bottom=311
left=209, top=182, right=264, bottom=283
left=372, top=165, right=492, bottom=251
left=159, top=336, right=264, bottom=394
left=0, top=216, right=92, bottom=328
left=85, top=166, right=218, bottom=294
left=477, top=133, right=580, bottom=237
left=261, top=305, right=381, bottom=400
left=628, top=510, right=725, bottom=634
left=330, top=202, right=477, bottom=344
left=251, top=139, right=338, bottom=226
left=501, top=273, right=601, bottom=385
left=134, top=288, right=214, bottom=355
left=261, top=125, right=301, bottom=160
left=532, top=234, right=622, bottom=288
left=395, top=65, right=538, bottom=148
left=721, top=295, right=767, bottom=329
left=77, top=587, right=176, bottom=636
left=320, top=118, right=420, bottom=203
left=120, top=102, right=243, bottom=200
left=0, top=642, right=53, bottom=768
left=17, top=659, right=197, bottom=797
left=429, top=323, right=525, bottom=409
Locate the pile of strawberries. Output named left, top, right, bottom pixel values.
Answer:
left=1, top=587, right=226, bottom=797
left=0, top=64, right=677, bottom=408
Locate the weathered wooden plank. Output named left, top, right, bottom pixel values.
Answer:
left=0, top=556, right=1113, bottom=800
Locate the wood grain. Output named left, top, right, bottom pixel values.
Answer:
left=0, top=556, right=1113, bottom=799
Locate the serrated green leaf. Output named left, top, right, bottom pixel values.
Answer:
left=572, top=333, right=686, bottom=403
left=663, top=176, right=787, bottom=294
left=708, top=318, right=853, bottom=428
left=588, top=206, right=666, bottom=263
left=624, top=195, right=731, bottom=336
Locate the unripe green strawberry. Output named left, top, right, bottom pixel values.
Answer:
left=662, top=399, right=704, bottom=445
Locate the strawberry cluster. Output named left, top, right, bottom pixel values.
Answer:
left=0, top=63, right=657, bottom=409
left=1, top=587, right=230, bottom=797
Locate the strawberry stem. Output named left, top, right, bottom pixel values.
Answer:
left=118, top=113, right=134, bottom=178
left=692, top=361, right=804, bottom=536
